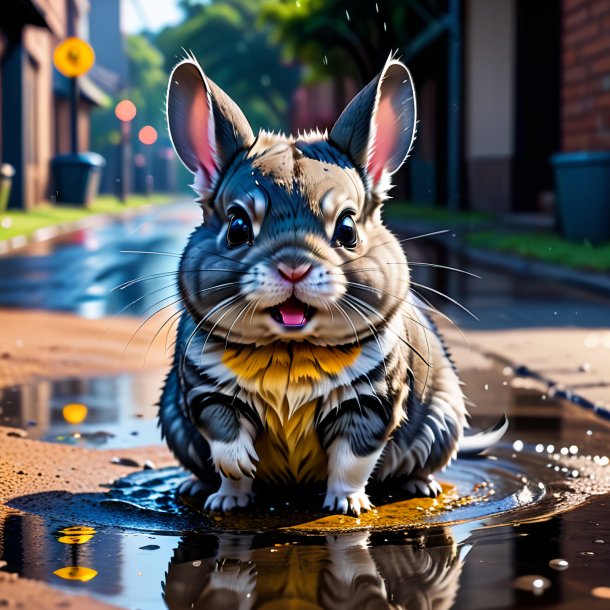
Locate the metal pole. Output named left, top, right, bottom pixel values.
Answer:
left=70, top=76, right=79, bottom=154
left=67, top=0, right=78, bottom=155
left=447, top=0, right=462, bottom=211
left=119, top=121, right=131, bottom=203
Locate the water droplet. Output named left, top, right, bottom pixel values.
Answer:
left=345, top=9, right=350, bottom=20
left=587, top=429, right=593, bottom=436
left=593, top=539, right=605, bottom=544
left=569, top=445, right=578, bottom=454
left=547, top=444, right=555, bottom=453
left=549, top=558, right=569, bottom=570
left=580, top=551, right=595, bottom=556
left=514, top=575, right=551, bottom=594
left=192, top=560, right=201, bottom=567
left=535, top=444, right=544, bottom=453
left=512, top=440, right=524, bottom=451
left=484, top=384, right=489, bottom=391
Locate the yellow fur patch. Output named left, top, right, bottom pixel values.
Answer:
left=255, top=399, right=327, bottom=483
left=222, top=342, right=361, bottom=482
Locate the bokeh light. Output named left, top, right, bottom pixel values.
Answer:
left=115, top=99, right=137, bottom=122
left=62, top=403, right=88, bottom=425
left=138, top=125, right=158, bottom=145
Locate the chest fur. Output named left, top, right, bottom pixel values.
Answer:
left=222, top=342, right=361, bottom=482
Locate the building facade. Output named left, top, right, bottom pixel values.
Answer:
left=0, top=0, right=107, bottom=210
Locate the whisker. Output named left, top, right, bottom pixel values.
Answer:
left=410, top=281, right=479, bottom=321
left=332, top=302, right=360, bottom=347
left=199, top=301, right=243, bottom=366
left=114, top=268, right=251, bottom=291
left=225, top=301, right=254, bottom=347
left=145, top=304, right=187, bottom=363
left=342, top=296, right=389, bottom=378
left=344, top=294, right=432, bottom=369
left=409, top=287, right=468, bottom=343
left=122, top=281, right=249, bottom=361
left=338, top=229, right=450, bottom=267
left=343, top=282, right=432, bottom=333
left=181, top=294, right=243, bottom=373
left=121, top=250, right=182, bottom=258
left=395, top=261, right=481, bottom=279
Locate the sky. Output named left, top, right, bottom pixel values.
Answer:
left=121, top=0, right=186, bottom=34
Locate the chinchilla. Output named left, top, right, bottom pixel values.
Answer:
left=159, top=54, right=507, bottom=514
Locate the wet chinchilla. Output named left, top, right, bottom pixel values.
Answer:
left=159, top=53, right=507, bottom=514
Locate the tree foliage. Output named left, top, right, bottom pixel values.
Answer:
left=260, top=0, right=413, bottom=86
left=155, top=0, right=301, bottom=132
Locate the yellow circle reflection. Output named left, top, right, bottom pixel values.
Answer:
left=62, top=403, right=88, bottom=425
left=53, top=566, right=98, bottom=582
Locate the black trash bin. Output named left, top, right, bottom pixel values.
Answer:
left=52, top=152, right=106, bottom=206
left=0, top=163, right=16, bottom=212
left=551, top=151, right=610, bottom=244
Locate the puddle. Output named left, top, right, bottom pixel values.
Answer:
left=0, top=371, right=165, bottom=449
left=1, top=363, right=610, bottom=608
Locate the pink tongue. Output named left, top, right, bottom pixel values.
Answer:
left=278, top=297, right=306, bottom=326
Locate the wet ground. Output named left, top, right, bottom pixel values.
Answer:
left=1, top=200, right=609, bottom=609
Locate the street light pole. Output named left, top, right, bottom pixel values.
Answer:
left=67, top=0, right=79, bottom=155
left=70, top=76, right=79, bottom=155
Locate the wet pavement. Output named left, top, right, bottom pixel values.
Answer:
left=1, top=200, right=610, bottom=609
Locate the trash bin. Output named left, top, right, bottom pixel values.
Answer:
left=52, top=152, right=106, bottom=207
left=551, top=151, right=610, bottom=244
left=0, top=163, right=16, bottom=212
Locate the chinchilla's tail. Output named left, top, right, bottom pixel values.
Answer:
left=458, top=414, right=509, bottom=456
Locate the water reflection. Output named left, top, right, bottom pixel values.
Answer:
left=163, top=529, right=464, bottom=610
left=0, top=202, right=196, bottom=318
left=0, top=371, right=164, bottom=448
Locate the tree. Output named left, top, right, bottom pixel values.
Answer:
left=260, top=0, right=416, bottom=87
left=155, top=0, right=300, bottom=132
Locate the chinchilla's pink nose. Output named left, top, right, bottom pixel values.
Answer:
left=277, top=262, right=311, bottom=283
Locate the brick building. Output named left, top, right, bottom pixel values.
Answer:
left=561, top=0, right=610, bottom=152
left=0, top=0, right=108, bottom=210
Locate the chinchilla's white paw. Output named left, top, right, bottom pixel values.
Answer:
left=204, top=477, right=254, bottom=512
left=403, top=474, right=443, bottom=497
left=208, top=430, right=258, bottom=480
left=323, top=487, right=373, bottom=516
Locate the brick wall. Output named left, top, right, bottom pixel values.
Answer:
left=562, top=0, right=610, bottom=151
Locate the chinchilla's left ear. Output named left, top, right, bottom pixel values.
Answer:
left=329, top=57, right=416, bottom=194
left=167, top=56, right=254, bottom=198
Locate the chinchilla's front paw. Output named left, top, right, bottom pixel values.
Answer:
left=323, top=487, right=373, bottom=516
left=204, top=477, right=254, bottom=512
left=208, top=431, right=258, bottom=480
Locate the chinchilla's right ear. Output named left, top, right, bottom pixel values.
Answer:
left=167, top=57, right=254, bottom=196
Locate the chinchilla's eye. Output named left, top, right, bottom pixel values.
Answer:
left=226, top=209, right=253, bottom=248
left=333, top=213, right=358, bottom=248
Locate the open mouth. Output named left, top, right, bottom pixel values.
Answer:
left=268, top=295, right=316, bottom=328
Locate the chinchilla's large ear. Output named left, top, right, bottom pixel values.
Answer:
left=167, top=57, right=254, bottom=196
left=329, top=57, right=416, bottom=192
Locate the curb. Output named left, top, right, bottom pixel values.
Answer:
left=0, top=200, right=176, bottom=256
left=390, top=219, right=610, bottom=298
